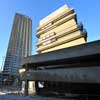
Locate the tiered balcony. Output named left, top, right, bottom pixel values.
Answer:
left=36, top=9, right=75, bottom=37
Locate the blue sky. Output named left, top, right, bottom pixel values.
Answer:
left=0, top=0, right=100, bottom=70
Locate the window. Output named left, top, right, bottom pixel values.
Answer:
left=42, top=38, right=57, bottom=46
left=42, top=32, right=56, bottom=40
left=42, top=32, right=57, bottom=46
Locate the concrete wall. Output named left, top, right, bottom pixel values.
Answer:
left=37, top=5, right=86, bottom=53
left=22, top=66, right=100, bottom=83
left=23, top=40, right=100, bottom=65
left=42, top=36, right=85, bottom=53
left=40, top=19, right=76, bottom=38
left=39, top=5, right=68, bottom=26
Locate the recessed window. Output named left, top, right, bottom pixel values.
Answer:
left=42, top=38, right=57, bottom=46
left=42, top=32, right=56, bottom=40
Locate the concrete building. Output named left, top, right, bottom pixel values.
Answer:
left=20, top=40, right=100, bottom=98
left=0, top=72, right=2, bottom=85
left=36, top=5, right=87, bottom=53
left=19, top=4, right=89, bottom=98
left=3, top=13, right=32, bottom=78
left=19, top=4, right=100, bottom=99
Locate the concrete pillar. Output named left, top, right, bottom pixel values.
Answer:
left=35, top=81, right=40, bottom=94
left=24, top=80, right=29, bottom=96
left=28, top=81, right=36, bottom=96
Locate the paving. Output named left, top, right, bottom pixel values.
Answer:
left=0, top=87, right=65, bottom=100
left=0, top=86, right=68, bottom=100
left=0, top=93, right=66, bottom=100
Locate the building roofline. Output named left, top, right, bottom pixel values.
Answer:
left=15, top=13, right=32, bottom=20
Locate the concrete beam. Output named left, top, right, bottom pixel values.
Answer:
left=21, top=66, right=100, bottom=83
left=22, top=40, right=100, bottom=66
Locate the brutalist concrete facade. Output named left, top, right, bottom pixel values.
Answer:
left=20, top=40, right=100, bottom=98
left=36, top=5, right=87, bottom=53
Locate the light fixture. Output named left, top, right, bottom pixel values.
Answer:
left=19, top=67, right=26, bottom=74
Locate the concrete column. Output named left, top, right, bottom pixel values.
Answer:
left=28, top=81, right=36, bottom=96
left=24, top=80, right=29, bottom=96
left=35, top=81, right=40, bottom=94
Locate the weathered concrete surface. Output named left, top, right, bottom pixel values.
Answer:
left=21, top=66, right=100, bottom=83
left=22, top=40, right=100, bottom=66
left=20, top=40, right=100, bottom=83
